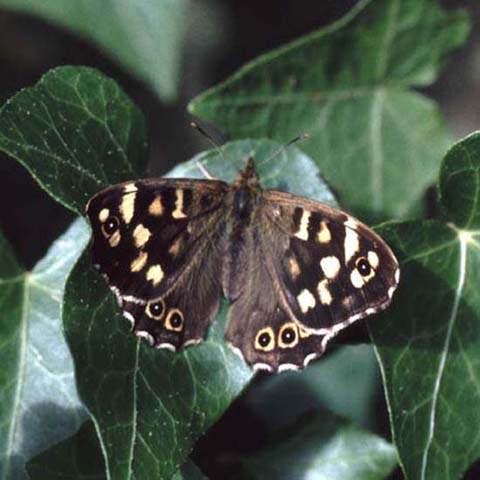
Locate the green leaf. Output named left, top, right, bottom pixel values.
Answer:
left=172, top=461, right=208, bottom=480
left=245, top=345, right=380, bottom=432
left=168, top=138, right=337, bottom=206
left=0, top=66, right=147, bottom=215
left=27, top=420, right=206, bottom=480
left=239, top=411, right=397, bottom=480
left=189, top=0, right=470, bottom=221
left=63, top=139, right=336, bottom=480
left=370, top=132, right=480, bottom=479
left=439, top=132, right=480, bottom=230
left=0, top=219, right=90, bottom=480
left=27, top=421, right=105, bottom=480
left=0, top=0, right=188, bottom=101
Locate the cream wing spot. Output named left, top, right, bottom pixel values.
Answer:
left=317, top=221, right=331, bottom=243
left=149, top=196, right=163, bottom=216
left=344, top=228, right=360, bottom=263
left=120, top=192, right=136, bottom=225
left=295, top=210, right=311, bottom=240
left=109, top=231, right=121, bottom=247
left=320, top=256, right=341, bottom=279
left=345, top=217, right=358, bottom=229
left=124, top=183, right=138, bottom=193
left=350, top=269, right=365, bottom=288
left=172, top=190, right=187, bottom=219
left=368, top=251, right=379, bottom=269
left=146, top=264, right=164, bottom=285
left=133, top=224, right=151, bottom=248
left=317, top=279, right=333, bottom=305
left=131, top=251, right=148, bottom=272
left=99, top=208, right=110, bottom=222
left=299, top=326, right=313, bottom=339
left=297, top=289, right=316, bottom=313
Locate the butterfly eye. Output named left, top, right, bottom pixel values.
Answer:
left=356, top=257, right=371, bottom=277
left=278, top=322, right=299, bottom=348
left=146, top=299, right=166, bottom=320
left=101, top=216, right=120, bottom=237
left=255, top=327, right=275, bottom=351
left=165, top=309, right=184, bottom=332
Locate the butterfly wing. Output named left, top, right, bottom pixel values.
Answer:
left=224, top=189, right=399, bottom=371
left=86, top=178, right=229, bottom=349
left=226, top=304, right=327, bottom=372
left=223, top=225, right=327, bottom=372
left=260, top=189, right=400, bottom=334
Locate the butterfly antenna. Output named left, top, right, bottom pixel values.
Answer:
left=258, top=133, right=310, bottom=168
left=191, top=121, right=227, bottom=179
left=195, top=160, right=215, bottom=180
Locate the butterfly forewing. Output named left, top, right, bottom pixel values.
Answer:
left=261, top=190, right=400, bottom=334
left=86, top=178, right=228, bottom=349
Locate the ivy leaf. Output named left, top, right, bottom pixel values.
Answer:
left=189, top=0, right=470, bottom=221
left=26, top=421, right=105, bottom=480
left=0, top=66, right=147, bottom=215
left=27, top=420, right=206, bottom=480
left=246, top=345, right=380, bottom=433
left=63, top=139, right=336, bottom=480
left=0, top=219, right=90, bottom=480
left=239, top=411, right=397, bottom=480
left=0, top=0, right=188, bottom=101
left=172, top=461, right=208, bottom=480
left=168, top=138, right=337, bottom=206
left=370, top=132, right=480, bottom=479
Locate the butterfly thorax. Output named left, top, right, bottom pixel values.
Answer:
left=230, top=157, right=262, bottom=223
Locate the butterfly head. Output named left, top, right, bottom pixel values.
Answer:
left=233, top=157, right=259, bottom=189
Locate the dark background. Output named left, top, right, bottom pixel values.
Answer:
left=0, top=2, right=478, bottom=478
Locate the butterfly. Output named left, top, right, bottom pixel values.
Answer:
left=85, top=158, right=399, bottom=372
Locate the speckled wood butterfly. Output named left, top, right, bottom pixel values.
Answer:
left=86, top=158, right=399, bottom=372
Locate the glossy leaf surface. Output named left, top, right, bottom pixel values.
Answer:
left=0, top=0, right=188, bottom=101
left=370, top=132, right=480, bottom=479
left=0, top=220, right=89, bottom=480
left=190, top=0, right=469, bottom=221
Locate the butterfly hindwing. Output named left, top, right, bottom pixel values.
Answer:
left=226, top=302, right=326, bottom=372
left=223, top=225, right=326, bottom=371
left=120, top=262, right=223, bottom=351
left=86, top=178, right=228, bottom=347
left=262, top=190, right=400, bottom=334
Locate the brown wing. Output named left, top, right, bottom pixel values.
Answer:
left=226, top=303, right=327, bottom=372
left=223, top=218, right=327, bottom=371
left=86, top=178, right=228, bottom=349
left=259, top=189, right=400, bottom=334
